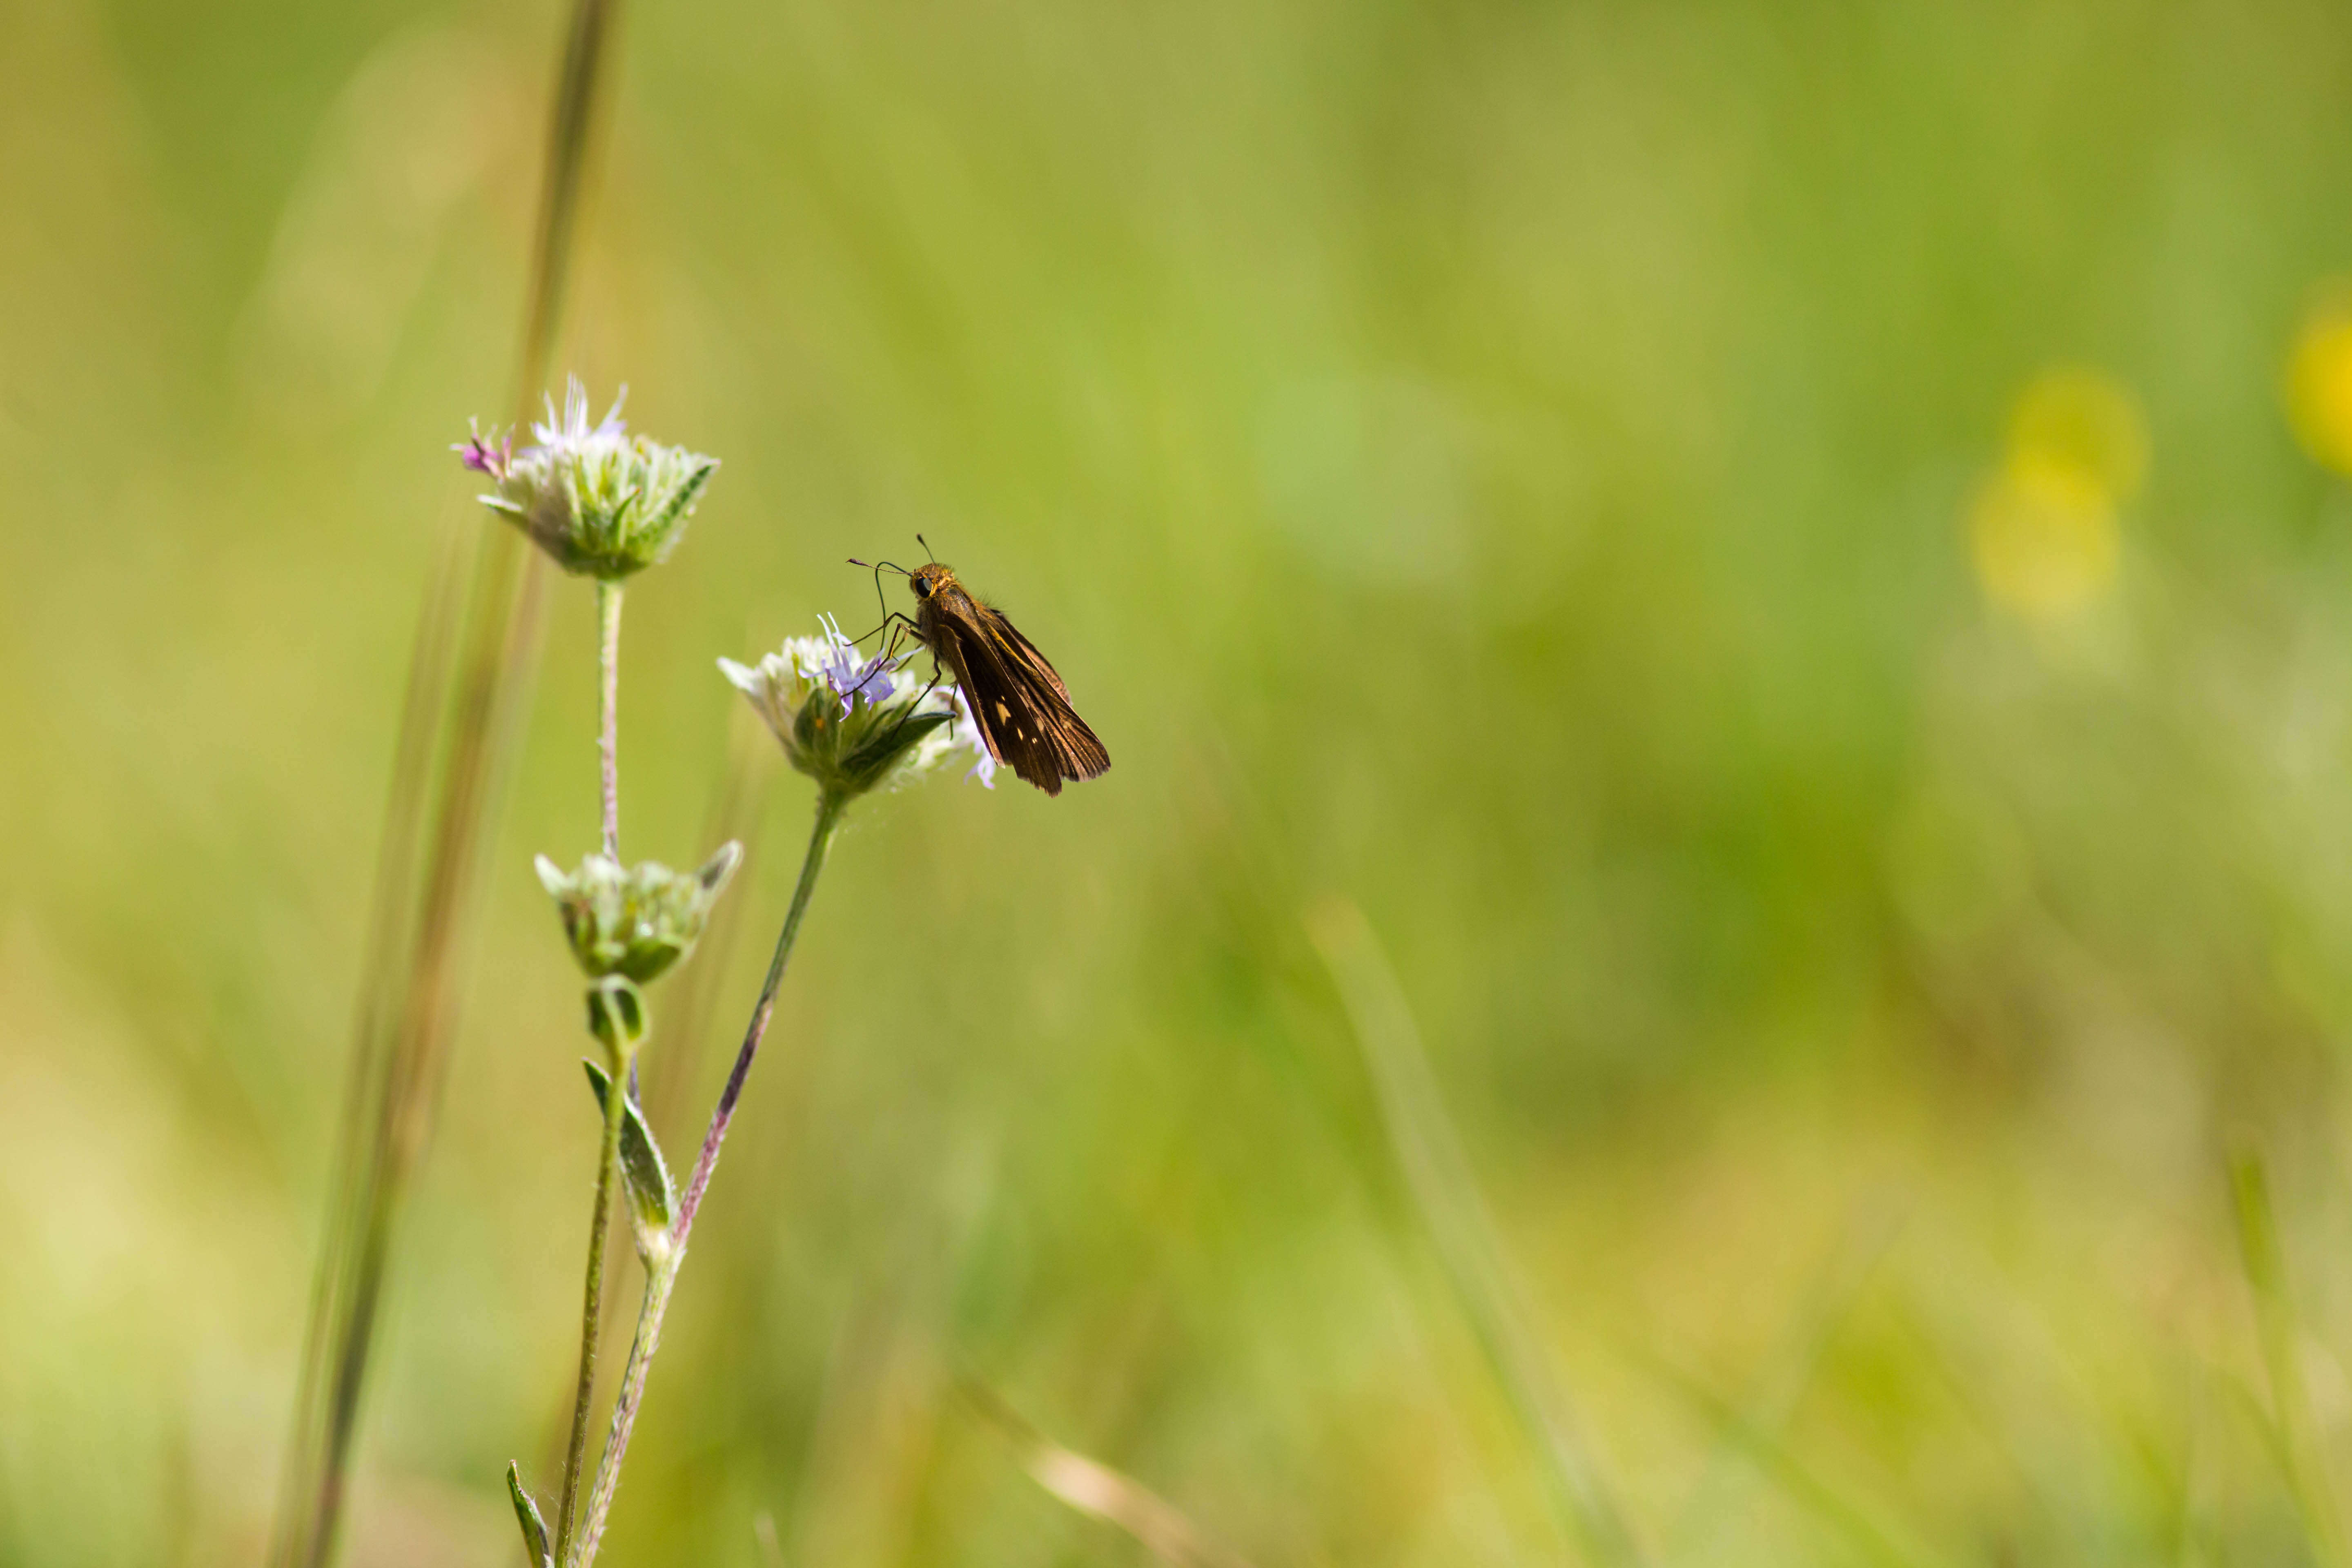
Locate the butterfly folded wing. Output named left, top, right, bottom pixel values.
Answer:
left=923, top=587, right=1107, bottom=794
left=986, top=605, right=1108, bottom=782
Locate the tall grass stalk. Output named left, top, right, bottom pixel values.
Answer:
left=1307, top=896, right=1647, bottom=1568
left=2227, top=1148, right=2348, bottom=1568
left=267, top=5, right=624, bottom=1564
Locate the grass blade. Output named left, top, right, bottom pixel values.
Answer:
left=2228, top=1147, right=2347, bottom=1568
left=959, top=1378, right=1258, bottom=1568
left=1662, top=1208, right=1899, bottom=1562
left=266, top=5, right=624, bottom=1564
left=1642, top=1353, right=1948, bottom=1568
left=1306, top=896, right=1648, bottom=1568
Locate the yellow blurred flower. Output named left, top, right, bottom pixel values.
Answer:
left=2006, top=365, right=2147, bottom=501
left=2287, top=287, right=2352, bottom=475
left=1969, top=366, right=2143, bottom=618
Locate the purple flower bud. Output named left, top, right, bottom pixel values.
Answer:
left=454, top=421, right=513, bottom=481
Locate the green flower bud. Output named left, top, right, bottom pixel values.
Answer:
left=533, top=842, right=743, bottom=984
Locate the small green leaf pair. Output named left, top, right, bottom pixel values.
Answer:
left=508, top=1463, right=553, bottom=1568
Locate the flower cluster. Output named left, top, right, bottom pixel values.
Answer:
left=719, top=617, right=995, bottom=800
left=533, top=842, right=744, bottom=984
left=458, top=379, right=718, bottom=580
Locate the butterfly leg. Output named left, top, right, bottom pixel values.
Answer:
left=846, top=610, right=921, bottom=648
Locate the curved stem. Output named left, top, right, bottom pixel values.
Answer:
left=673, top=791, right=843, bottom=1237
left=557, top=1037, right=630, bottom=1558
left=596, top=579, right=624, bottom=862
left=565, top=791, right=846, bottom=1567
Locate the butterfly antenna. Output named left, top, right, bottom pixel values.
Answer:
left=847, top=557, right=910, bottom=631
left=916, top=532, right=937, bottom=564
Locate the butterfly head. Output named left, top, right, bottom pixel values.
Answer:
left=910, top=562, right=956, bottom=601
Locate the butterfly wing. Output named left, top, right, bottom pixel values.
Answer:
left=923, top=585, right=1107, bottom=794
left=922, top=588, right=1059, bottom=792
left=983, top=604, right=1108, bottom=783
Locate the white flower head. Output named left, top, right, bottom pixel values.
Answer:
left=459, top=377, right=717, bottom=580
left=720, top=618, right=994, bottom=800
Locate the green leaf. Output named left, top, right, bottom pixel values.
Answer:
left=507, top=1462, right=552, bottom=1568
left=584, top=1058, right=676, bottom=1232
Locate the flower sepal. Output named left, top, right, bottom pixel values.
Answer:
left=584, top=974, right=648, bottom=1062
left=801, top=697, right=955, bottom=801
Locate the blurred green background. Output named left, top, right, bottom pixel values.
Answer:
left=18, top=0, right=2352, bottom=1562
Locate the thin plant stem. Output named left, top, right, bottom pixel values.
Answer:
left=597, top=579, right=624, bottom=860
left=566, top=792, right=846, bottom=1566
left=676, top=791, right=845, bottom=1236
left=267, top=4, right=623, bottom=1564
left=570, top=1251, right=677, bottom=1567
left=558, top=1038, right=634, bottom=1557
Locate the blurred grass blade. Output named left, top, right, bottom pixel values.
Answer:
left=753, top=1510, right=785, bottom=1568
left=2228, top=1147, right=2348, bottom=1568
left=1665, top=1208, right=1899, bottom=1561
left=269, top=507, right=466, bottom=1568
left=1306, top=895, right=1647, bottom=1568
left=267, top=4, right=623, bottom=1566
left=959, top=1378, right=1257, bottom=1568
left=1643, top=1354, right=1944, bottom=1568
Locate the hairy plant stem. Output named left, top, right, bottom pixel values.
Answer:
left=569, top=1247, right=675, bottom=1567
left=597, top=580, right=624, bottom=860
left=566, top=791, right=846, bottom=1566
left=558, top=1033, right=633, bottom=1559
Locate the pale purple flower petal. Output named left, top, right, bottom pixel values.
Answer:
left=816, top=614, right=900, bottom=716
left=530, top=376, right=628, bottom=453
